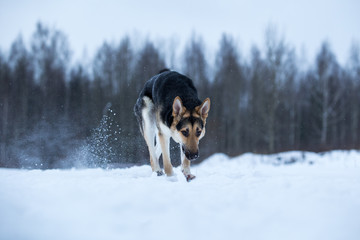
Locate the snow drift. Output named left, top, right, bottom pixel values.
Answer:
left=0, top=150, right=359, bottom=240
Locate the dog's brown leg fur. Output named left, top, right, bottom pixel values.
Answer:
left=181, top=148, right=196, bottom=181
left=182, top=158, right=190, bottom=172
left=158, top=132, right=174, bottom=176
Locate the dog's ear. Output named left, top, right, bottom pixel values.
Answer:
left=196, top=98, right=211, bottom=119
left=173, top=96, right=186, bottom=117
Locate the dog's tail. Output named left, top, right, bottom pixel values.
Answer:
left=158, top=68, right=170, bottom=74
left=134, top=98, right=144, bottom=135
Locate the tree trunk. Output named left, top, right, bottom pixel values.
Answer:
left=1, top=97, right=9, bottom=165
left=351, top=105, right=359, bottom=147
left=321, top=76, right=329, bottom=146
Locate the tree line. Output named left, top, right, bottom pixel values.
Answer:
left=0, top=22, right=359, bottom=168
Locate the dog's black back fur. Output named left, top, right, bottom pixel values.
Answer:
left=134, top=70, right=202, bottom=129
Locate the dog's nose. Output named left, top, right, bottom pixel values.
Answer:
left=186, top=151, right=199, bottom=160
left=182, top=146, right=199, bottom=160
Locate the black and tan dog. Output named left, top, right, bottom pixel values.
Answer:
left=134, top=70, right=210, bottom=181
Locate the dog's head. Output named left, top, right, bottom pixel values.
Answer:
left=171, top=96, right=210, bottom=161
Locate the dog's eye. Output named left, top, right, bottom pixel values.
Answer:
left=196, top=129, right=202, bottom=137
left=181, top=129, right=189, bottom=137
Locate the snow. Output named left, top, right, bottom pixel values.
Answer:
left=1, top=150, right=360, bottom=240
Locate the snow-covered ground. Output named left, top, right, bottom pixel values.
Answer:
left=1, top=150, right=360, bottom=240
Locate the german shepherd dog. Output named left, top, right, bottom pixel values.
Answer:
left=134, top=70, right=210, bottom=181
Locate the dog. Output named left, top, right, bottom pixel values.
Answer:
left=134, top=69, right=210, bottom=181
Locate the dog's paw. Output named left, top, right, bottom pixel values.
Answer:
left=156, top=170, right=164, bottom=176
left=182, top=169, right=196, bottom=182
left=183, top=173, right=196, bottom=182
left=166, top=174, right=178, bottom=182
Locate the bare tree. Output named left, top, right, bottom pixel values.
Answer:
left=93, top=42, right=118, bottom=98
left=31, top=22, right=70, bottom=119
left=0, top=53, right=11, bottom=166
left=213, top=34, right=245, bottom=154
left=115, top=36, right=134, bottom=124
left=183, top=34, right=209, bottom=99
left=263, top=26, right=287, bottom=152
left=9, top=36, right=34, bottom=138
left=248, top=45, right=268, bottom=151
left=348, top=42, right=360, bottom=147
left=277, top=48, right=299, bottom=150
left=313, top=42, right=344, bottom=146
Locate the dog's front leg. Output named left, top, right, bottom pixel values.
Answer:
left=158, top=132, right=174, bottom=176
left=180, top=146, right=196, bottom=182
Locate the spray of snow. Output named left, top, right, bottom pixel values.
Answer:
left=71, top=107, right=123, bottom=168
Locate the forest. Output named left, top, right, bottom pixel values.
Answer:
left=0, top=22, right=359, bottom=168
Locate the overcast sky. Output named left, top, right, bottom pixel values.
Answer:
left=0, top=0, right=359, bottom=66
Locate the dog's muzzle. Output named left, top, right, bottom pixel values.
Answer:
left=182, top=146, right=199, bottom=161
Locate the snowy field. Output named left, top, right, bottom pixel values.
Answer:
left=1, top=150, right=360, bottom=240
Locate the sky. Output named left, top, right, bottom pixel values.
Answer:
left=0, top=0, right=359, bottom=66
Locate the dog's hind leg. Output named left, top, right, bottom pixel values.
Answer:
left=180, top=144, right=196, bottom=182
left=142, top=97, right=163, bottom=176
left=158, top=132, right=174, bottom=176
left=154, top=132, right=162, bottom=162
